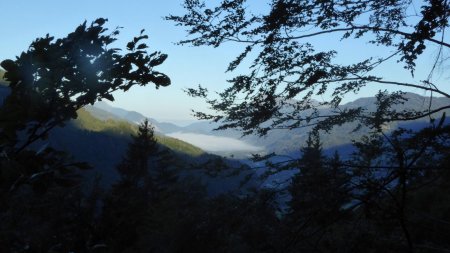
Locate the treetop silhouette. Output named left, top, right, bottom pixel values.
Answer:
left=0, top=18, right=170, bottom=152
left=168, top=0, right=450, bottom=135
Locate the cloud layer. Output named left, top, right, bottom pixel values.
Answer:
left=166, top=132, right=263, bottom=152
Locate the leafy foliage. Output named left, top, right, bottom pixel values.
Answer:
left=0, top=18, right=170, bottom=152
left=2, top=5, right=450, bottom=253
left=0, top=19, right=171, bottom=252
left=168, top=0, right=450, bottom=135
left=168, top=4, right=450, bottom=250
left=168, top=2, right=450, bottom=251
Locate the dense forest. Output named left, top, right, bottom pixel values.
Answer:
left=1, top=1, right=450, bottom=252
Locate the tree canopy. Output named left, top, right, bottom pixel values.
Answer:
left=0, top=18, right=170, bottom=199
left=0, top=18, right=172, bottom=252
left=168, top=3, right=450, bottom=252
left=0, top=18, right=170, bottom=153
left=168, top=0, right=450, bottom=135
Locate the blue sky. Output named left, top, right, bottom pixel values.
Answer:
left=0, top=1, right=447, bottom=125
left=0, top=0, right=236, bottom=125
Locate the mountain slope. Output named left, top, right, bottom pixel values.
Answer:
left=86, top=93, right=450, bottom=156
left=43, top=108, right=255, bottom=193
left=172, top=93, right=450, bottom=154
left=0, top=69, right=7, bottom=87
left=74, top=108, right=204, bottom=157
left=40, top=109, right=197, bottom=187
left=89, top=101, right=183, bottom=133
left=1, top=81, right=255, bottom=192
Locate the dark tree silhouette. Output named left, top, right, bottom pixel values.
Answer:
left=168, top=0, right=450, bottom=135
left=285, top=132, right=351, bottom=252
left=101, top=119, right=158, bottom=252
left=0, top=19, right=170, bottom=252
left=100, top=119, right=208, bottom=252
left=1, top=18, right=169, bottom=152
left=116, top=119, right=158, bottom=185
left=345, top=117, right=450, bottom=252
left=168, top=2, right=450, bottom=251
left=0, top=18, right=169, bottom=193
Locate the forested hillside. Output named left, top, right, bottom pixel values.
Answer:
left=1, top=1, right=450, bottom=252
left=40, top=107, right=253, bottom=193
left=0, top=69, right=6, bottom=86
left=74, top=108, right=204, bottom=157
left=38, top=108, right=204, bottom=186
left=142, top=93, right=450, bottom=156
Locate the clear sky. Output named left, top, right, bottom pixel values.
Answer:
left=0, top=1, right=447, bottom=125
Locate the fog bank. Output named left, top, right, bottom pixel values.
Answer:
left=166, top=132, right=263, bottom=152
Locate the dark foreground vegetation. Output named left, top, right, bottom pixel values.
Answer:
left=2, top=0, right=450, bottom=252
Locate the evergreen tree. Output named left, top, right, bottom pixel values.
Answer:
left=289, top=131, right=326, bottom=216
left=286, top=132, right=350, bottom=252
left=99, top=119, right=212, bottom=252
left=116, top=119, right=158, bottom=186
left=100, top=119, right=159, bottom=252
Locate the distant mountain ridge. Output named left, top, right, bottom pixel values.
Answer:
left=74, top=108, right=204, bottom=157
left=88, top=102, right=260, bottom=156
left=87, top=101, right=183, bottom=133
left=37, top=108, right=255, bottom=193
left=1, top=83, right=448, bottom=194
left=4, top=69, right=449, bottom=149
left=95, top=93, right=450, bottom=155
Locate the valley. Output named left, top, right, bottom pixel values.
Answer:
left=90, top=93, right=450, bottom=158
left=2, top=3, right=450, bottom=250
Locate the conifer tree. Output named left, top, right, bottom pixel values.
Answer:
left=100, top=119, right=159, bottom=252
left=289, top=131, right=326, bottom=216
left=116, top=119, right=158, bottom=186
left=286, top=131, right=350, bottom=251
